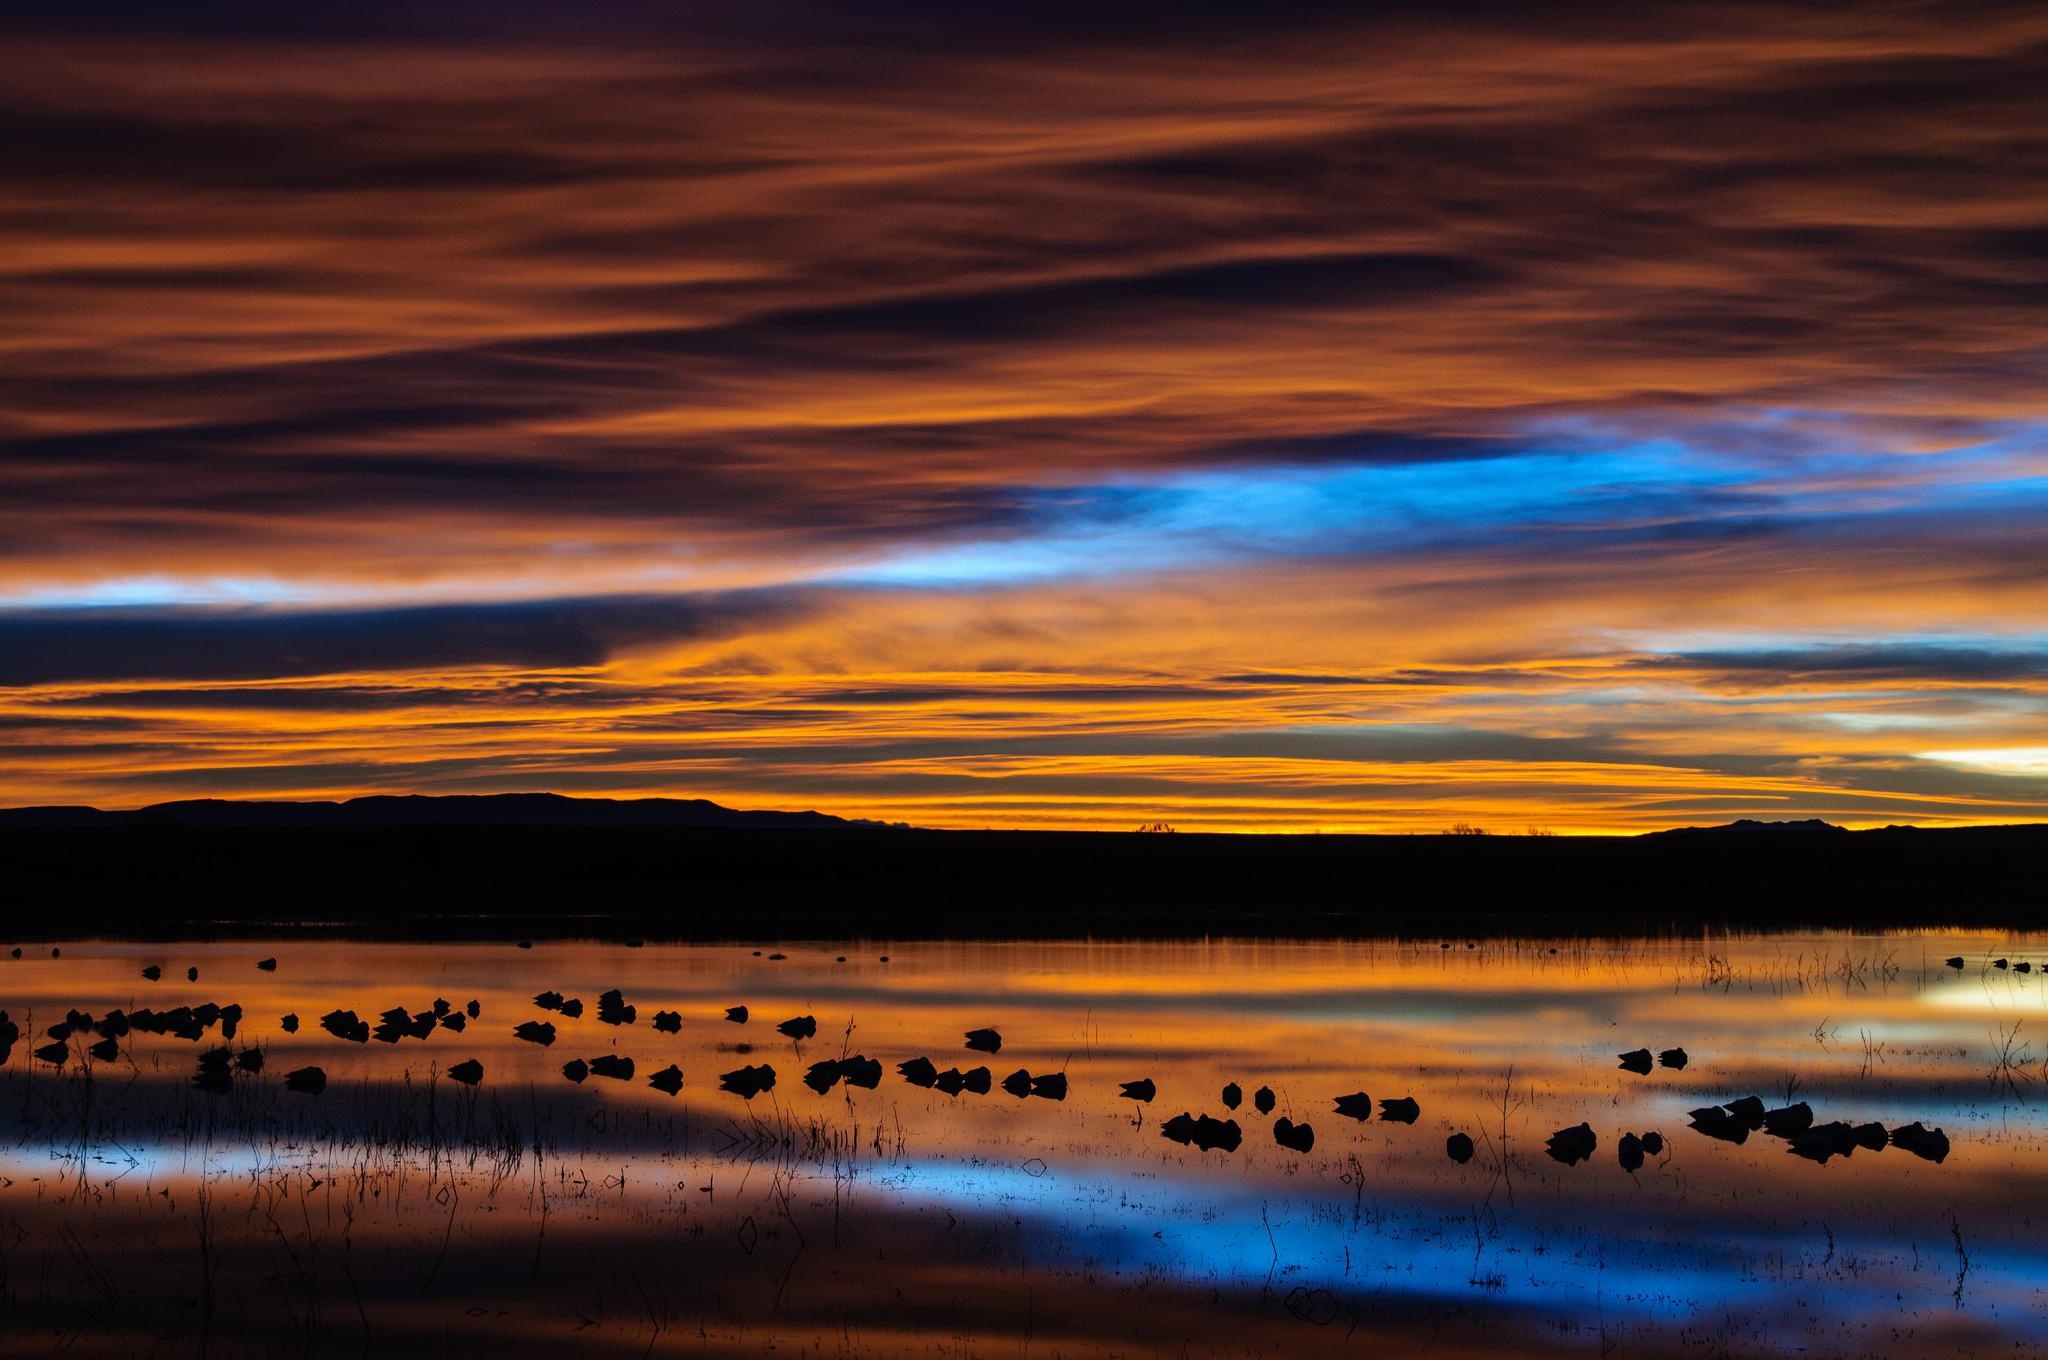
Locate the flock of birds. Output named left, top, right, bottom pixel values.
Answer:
left=0, top=944, right=1964, bottom=1172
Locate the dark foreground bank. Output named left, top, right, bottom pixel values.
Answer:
left=1, top=813, right=2043, bottom=939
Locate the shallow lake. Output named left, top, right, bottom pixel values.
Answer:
left=1, top=932, right=2043, bottom=1357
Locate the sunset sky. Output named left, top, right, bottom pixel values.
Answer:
left=3, top=2, right=2045, bottom=830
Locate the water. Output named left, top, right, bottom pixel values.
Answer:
left=1, top=933, right=2044, bottom=1357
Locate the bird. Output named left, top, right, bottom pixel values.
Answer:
left=280, top=1013, right=299, bottom=1033
left=898, top=1056, right=939, bottom=1088
left=558, top=998, right=584, bottom=1018
left=588, top=1055, right=634, bottom=1081
left=1545, top=1123, right=1597, bottom=1166
left=1618, top=1132, right=1644, bottom=1172
left=964, top=1027, right=1002, bottom=1053
left=1029, top=1072, right=1067, bottom=1101
left=1446, top=1132, right=1475, bottom=1164
left=597, top=989, right=636, bottom=1025
left=1332, top=1092, right=1374, bottom=1121
left=1787, top=1121, right=1859, bottom=1163
left=840, top=1056, right=883, bottom=1089
left=624, top=937, right=645, bottom=949
left=1221, top=1082, right=1242, bottom=1110
left=1273, top=1118, right=1315, bottom=1153
left=962, top=1066, right=992, bottom=1095
left=1850, top=1121, right=1888, bottom=1151
left=1722, top=1096, right=1767, bottom=1129
left=1378, top=1096, right=1420, bottom=1124
left=1889, top=1122, right=1950, bottom=1163
left=447, top=1059, right=484, bottom=1086
left=1658, top=1048, right=1688, bottom=1070
left=34, top=1040, right=69, bottom=1065
left=466, top=999, right=481, bottom=1018
left=1944, top=956, right=1965, bottom=969
left=934, top=1067, right=968, bottom=1096
left=719, top=1063, right=776, bottom=1098
left=1253, top=1086, right=1276, bottom=1115
left=1000, top=1068, right=1033, bottom=1097
left=2019, top=962, right=2035, bottom=974
left=141, top=965, right=162, bottom=981
left=1617, top=1048, right=1653, bottom=1075
left=1161, top=1113, right=1197, bottom=1144
left=320, top=1010, right=370, bottom=1043
left=1762, top=1102, right=1813, bottom=1137
left=235, top=1048, right=263, bottom=1072
left=515, top=1020, right=557, bottom=1046
left=517, top=940, right=533, bottom=949
left=439, top=1012, right=467, bottom=1033
left=652, top=1010, right=682, bottom=1033
left=257, top=957, right=277, bottom=972
left=187, top=967, right=199, bottom=982
left=725, top=1006, right=748, bottom=1024
left=1687, top=1106, right=1750, bottom=1144
left=1994, top=958, right=2009, bottom=970
left=89, top=1036, right=119, bottom=1063
left=533, top=991, right=566, bottom=1011
left=1192, top=1115, right=1241, bottom=1151
left=285, top=1066, right=327, bottom=1095
left=1640, top=1131, right=1665, bottom=1155
left=648, top=1064, right=684, bottom=1096
left=1119, top=1079, right=1156, bottom=1102
left=805, top=1059, right=845, bottom=1094
left=561, top=1059, right=589, bottom=1083
left=776, top=1015, right=817, bottom=1040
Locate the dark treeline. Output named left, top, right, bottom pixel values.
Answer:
left=1, top=817, right=2043, bottom=940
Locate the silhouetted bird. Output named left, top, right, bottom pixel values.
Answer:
left=1850, top=1121, right=1888, bottom=1151
left=934, top=1067, right=967, bottom=1095
left=1659, top=1048, right=1688, bottom=1070
left=1273, top=1118, right=1315, bottom=1153
left=1617, top=1048, right=1653, bottom=1075
left=625, top=937, right=645, bottom=949
left=433, top=998, right=451, bottom=1017
left=466, top=999, right=480, bottom=1018
left=440, top=1011, right=468, bottom=1033
left=94, top=1011, right=129, bottom=1039
left=777, top=1015, right=817, bottom=1040
left=515, top=1020, right=557, bottom=1046
left=1618, top=1132, right=1644, bottom=1172
left=559, top=998, right=584, bottom=1018
left=1546, top=1122, right=1597, bottom=1166
left=1191, top=1114, right=1241, bottom=1151
left=7, top=948, right=17, bottom=959
left=285, top=1065, right=326, bottom=1095
left=1722, top=1096, right=1767, bottom=1129
left=653, top=1010, right=682, bottom=1033
left=649, top=1064, right=683, bottom=1096
left=805, top=1058, right=845, bottom=1093
left=1446, top=1132, right=1475, bottom=1164
left=719, top=1063, right=775, bottom=1098
left=768, top=953, right=787, bottom=961
left=448, top=1059, right=484, bottom=1086
left=187, top=967, right=199, bottom=982
left=534, top=991, right=565, bottom=1011
left=1379, top=1096, right=1420, bottom=1124
left=1161, top=1113, right=1197, bottom=1144
left=725, top=1006, right=748, bottom=1023
left=1333, top=1092, right=1374, bottom=1121
left=257, top=957, right=277, bottom=972
left=2019, top=962, right=2034, bottom=974
left=1687, top=1106, right=1750, bottom=1144
left=1945, top=956, right=1965, bottom=969
left=89, top=1036, right=118, bottom=1063
left=1640, top=1131, right=1664, bottom=1155
left=1787, top=1121, right=1859, bottom=1163
left=1994, top=958, right=2009, bottom=969
left=1119, top=1079, right=1156, bottom=1102
left=193, top=1048, right=232, bottom=1094
left=965, top=1027, right=1002, bottom=1053
left=1762, top=1102, right=1813, bottom=1137
left=1030, top=1072, right=1068, bottom=1100
left=517, top=939, right=533, bottom=950
left=562, top=1059, right=589, bottom=1083
left=34, top=1040, right=69, bottom=1065
left=320, top=1010, right=370, bottom=1043
left=1889, top=1122, right=1950, bottom=1163
left=1254, top=1086, right=1276, bottom=1115
left=840, top=1055, right=883, bottom=1088
left=598, top=989, right=636, bottom=1025
left=1221, top=1082, right=1242, bottom=1110
left=281, top=1014, right=299, bottom=1033
left=899, top=1056, right=939, bottom=1088
left=1001, top=1068, right=1033, bottom=1097
left=141, top=965, right=161, bottom=981
left=962, top=1065, right=992, bottom=1094
left=588, top=1054, right=634, bottom=1081
left=235, top=1048, right=262, bottom=1072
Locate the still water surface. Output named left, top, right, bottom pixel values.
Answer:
left=1, top=932, right=2044, bottom=1357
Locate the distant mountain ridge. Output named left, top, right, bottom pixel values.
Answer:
left=0, top=792, right=897, bottom=830
left=1644, top=818, right=1853, bottom=837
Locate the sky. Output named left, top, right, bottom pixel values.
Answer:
left=2, top=1, right=2045, bottom=831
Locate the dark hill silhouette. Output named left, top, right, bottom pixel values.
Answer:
left=0, top=792, right=881, bottom=830
left=1646, top=818, right=1851, bottom=837
left=0, top=799, right=2041, bottom=939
